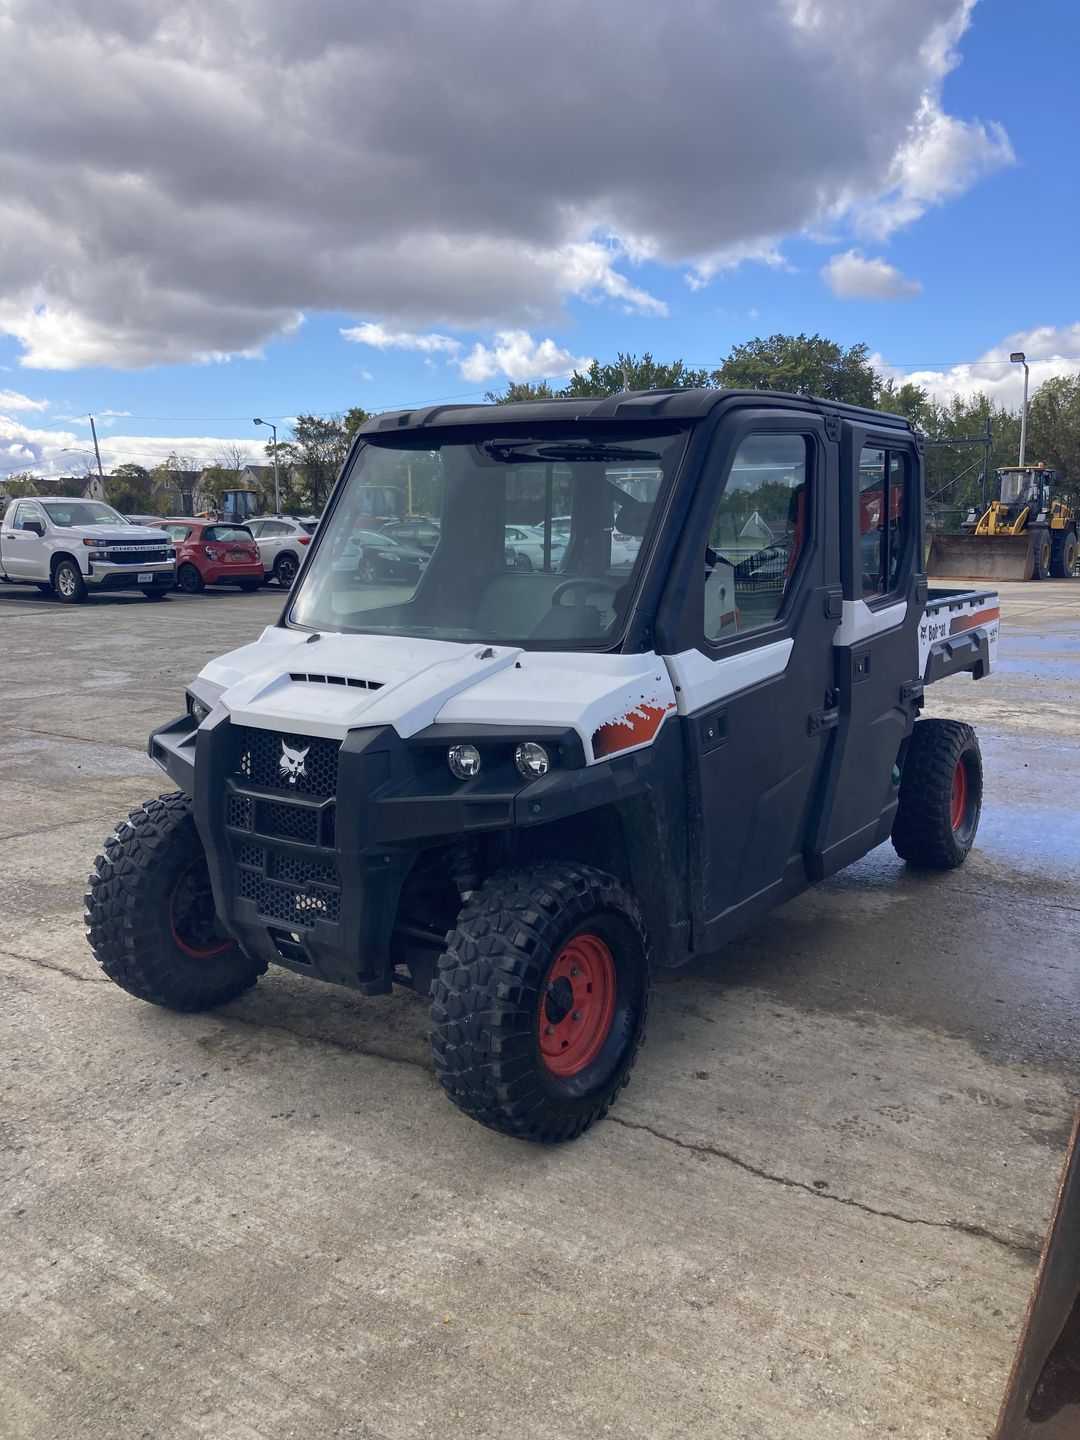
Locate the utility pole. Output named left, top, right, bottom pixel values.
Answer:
left=88, top=414, right=106, bottom=498
left=253, top=418, right=280, bottom=511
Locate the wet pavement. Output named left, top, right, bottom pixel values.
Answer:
left=0, top=577, right=1078, bottom=1440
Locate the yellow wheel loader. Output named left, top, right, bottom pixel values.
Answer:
left=930, top=463, right=1078, bottom=581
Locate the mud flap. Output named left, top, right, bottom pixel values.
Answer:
left=928, top=532, right=1035, bottom=582
left=994, top=1109, right=1080, bottom=1437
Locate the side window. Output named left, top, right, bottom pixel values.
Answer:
left=859, top=447, right=911, bottom=599
left=16, top=503, right=46, bottom=530
left=705, top=434, right=810, bottom=641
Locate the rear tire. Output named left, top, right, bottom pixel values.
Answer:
left=1030, top=529, right=1051, bottom=581
left=1051, top=528, right=1078, bottom=579
left=431, top=863, right=650, bottom=1143
left=274, top=552, right=299, bottom=588
left=177, top=563, right=204, bottom=594
left=892, top=719, right=982, bottom=869
left=52, top=558, right=87, bottom=604
left=86, top=793, right=265, bottom=1010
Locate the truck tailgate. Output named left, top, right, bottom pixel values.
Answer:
left=920, top=587, right=1000, bottom=684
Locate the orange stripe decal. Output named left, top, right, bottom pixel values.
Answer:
left=950, top=606, right=1000, bottom=635
left=591, top=701, right=675, bottom=759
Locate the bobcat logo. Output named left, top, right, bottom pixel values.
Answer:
left=279, top=740, right=309, bottom=786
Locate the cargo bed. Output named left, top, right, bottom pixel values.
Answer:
left=920, top=587, right=1000, bottom=685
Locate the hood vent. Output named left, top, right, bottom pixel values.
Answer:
left=288, top=672, right=383, bottom=690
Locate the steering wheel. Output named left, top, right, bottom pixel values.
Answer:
left=551, top=577, right=621, bottom=607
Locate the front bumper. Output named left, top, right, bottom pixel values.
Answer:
left=86, top=560, right=176, bottom=590
left=148, top=710, right=605, bottom=994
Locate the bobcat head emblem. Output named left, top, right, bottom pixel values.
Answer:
left=279, top=740, right=309, bottom=785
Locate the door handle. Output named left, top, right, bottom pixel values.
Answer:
left=808, top=692, right=840, bottom=736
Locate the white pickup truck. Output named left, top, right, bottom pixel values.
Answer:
left=0, top=496, right=176, bottom=602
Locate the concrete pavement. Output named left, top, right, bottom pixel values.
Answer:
left=1, top=577, right=1077, bottom=1439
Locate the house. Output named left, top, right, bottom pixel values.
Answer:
left=0, top=473, right=105, bottom=502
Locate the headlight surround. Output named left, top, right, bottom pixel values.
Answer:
left=447, top=742, right=482, bottom=780
left=185, top=677, right=224, bottom=727
left=514, top=742, right=550, bottom=780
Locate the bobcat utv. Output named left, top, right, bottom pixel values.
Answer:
left=87, top=390, right=1000, bottom=1143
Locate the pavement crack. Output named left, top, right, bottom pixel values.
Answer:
left=608, top=1116, right=1042, bottom=1261
left=0, top=946, right=108, bottom=984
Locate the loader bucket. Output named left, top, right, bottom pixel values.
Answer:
left=928, top=532, right=1035, bottom=582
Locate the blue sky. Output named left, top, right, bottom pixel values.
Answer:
left=1, top=0, right=1078, bottom=476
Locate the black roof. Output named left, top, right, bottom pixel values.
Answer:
left=358, top=387, right=913, bottom=436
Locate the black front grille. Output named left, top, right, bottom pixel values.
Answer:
left=233, top=840, right=341, bottom=928
left=227, top=794, right=253, bottom=829
left=254, top=797, right=320, bottom=845
left=232, top=726, right=339, bottom=798
left=100, top=548, right=171, bottom=564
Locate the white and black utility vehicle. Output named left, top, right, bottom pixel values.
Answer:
left=0, top=497, right=175, bottom=602
left=87, top=390, right=1000, bottom=1142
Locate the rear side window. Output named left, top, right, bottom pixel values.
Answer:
left=859, top=448, right=911, bottom=598
left=704, top=434, right=810, bottom=641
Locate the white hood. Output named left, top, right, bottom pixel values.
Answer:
left=202, top=626, right=678, bottom=763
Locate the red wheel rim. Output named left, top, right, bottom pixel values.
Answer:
left=538, top=933, right=616, bottom=1077
left=950, top=759, right=968, bottom=831
left=170, top=863, right=233, bottom=959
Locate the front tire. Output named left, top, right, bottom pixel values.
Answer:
left=431, top=864, right=650, bottom=1143
left=52, top=558, right=87, bottom=603
left=1051, top=528, right=1078, bottom=579
left=892, top=719, right=982, bottom=869
left=1030, top=529, right=1051, bottom=581
left=86, top=793, right=265, bottom=1010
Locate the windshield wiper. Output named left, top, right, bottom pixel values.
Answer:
left=480, top=440, right=660, bottom=464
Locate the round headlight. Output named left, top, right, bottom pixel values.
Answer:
left=514, top=742, right=550, bottom=780
left=447, top=743, right=482, bottom=780
left=187, top=693, right=212, bottom=726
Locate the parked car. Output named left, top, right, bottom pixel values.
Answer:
left=158, top=519, right=263, bottom=593
left=0, top=496, right=174, bottom=602
left=504, top=524, right=567, bottom=571
left=245, top=516, right=317, bottom=588
left=381, top=517, right=441, bottom=553
left=335, top=529, right=429, bottom=583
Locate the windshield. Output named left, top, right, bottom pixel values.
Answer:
left=42, top=500, right=129, bottom=527
left=289, top=427, right=687, bottom=647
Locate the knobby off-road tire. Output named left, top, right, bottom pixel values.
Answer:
left=891, top=719, right=982, bottom=869
left=52, top=558, right=87, bottom=603
left=431, top=863, right=650, bottom=1143
left=86, top=792, right=266, bottom=1010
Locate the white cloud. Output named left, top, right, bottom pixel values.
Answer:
left=876, top=322, right=1080, bottom=409
left=341, top=322, right=462, bottom=355
left=0, top=388, right=48, bottom=412
left=458, top=331, right=593, bottom=385
left=822, top=250, right=922, bottom=300
left=0, top=1, right=1008, bottom=367
left=0, top=415, right=262, bottom=479
left=858, top=97, right=1014, bottom=239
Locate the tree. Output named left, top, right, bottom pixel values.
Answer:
left=343, top=406, right=370, bottom=444
left=1029, top=374, right=1080, bottom=501
left=287, top=414, right=352, bottom=511
left=713, top=333, right=879, bottom=407
left=2, top=471, right=40, bottom=498
left=485, top=380, right=557, bottom=403
left=565, top=353, right=714, bottom=398
left=106, top=463, right=154, bottom=513
left=215, top=442, right=248, bottom=476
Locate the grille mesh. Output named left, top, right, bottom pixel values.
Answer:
left=254, top=798, right=320, bottom=845
left=226, top=794, right=253, bottom=830
left=233, top=726, right=339, bottom=798
left=237, top=867, right=341, bottom=926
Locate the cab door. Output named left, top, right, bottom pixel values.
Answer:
left=806, top=423, right=924, bottom=876
left=661, top=410, right=842, bottom=950
left=2, top=500, right=49, bottom=580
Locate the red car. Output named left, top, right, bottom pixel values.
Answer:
left=159, top=519, right=264, bottom=593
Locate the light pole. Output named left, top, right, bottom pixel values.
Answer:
left=253, top=418, right=280, bottom=512
left=1010, top=351, right=1030, bottom=467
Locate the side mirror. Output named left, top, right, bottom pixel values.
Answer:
left=24, top=520, right=45, bottom=537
